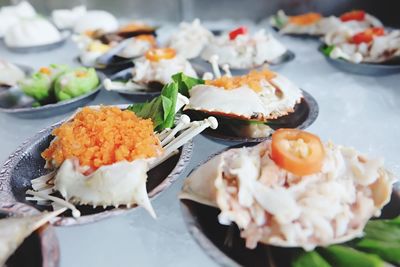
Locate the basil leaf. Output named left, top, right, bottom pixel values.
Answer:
left=172, top=72, right=204, bottom=97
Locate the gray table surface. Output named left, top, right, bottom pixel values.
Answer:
left=0, top=25, right=399, bottom=267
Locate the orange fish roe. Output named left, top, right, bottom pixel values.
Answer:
left=205, top=70, right=276, bottom=93
left=41, top=106, right=162, bottom=171
left=289, top=13, right=322, bottom=25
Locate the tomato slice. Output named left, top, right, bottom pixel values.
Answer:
left=271, top=129, right=325, bottom=176
left=340, top=10, right=365, bottom=22
left=351, top=27, right=385, bottom=44
left=145, top=48, right=176, bottom=62
left=229, top=26, right=248, bottom=40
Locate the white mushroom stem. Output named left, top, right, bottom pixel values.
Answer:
left=222, top=64, right=232, bottom=77
left=151, top=117, right=218, bottom=169
left=209, top=55, right=221, bottom=78
left=31, top=208, right=68, bottom=230
left=26, top=190, right=81, bottom=218
left=103, top=78, right=143, bottom=91
left=202, top=72, right=214, bottom=80
left=176, top=94, right=190, bottom=113
left=160, top=115, right=191, bottom=146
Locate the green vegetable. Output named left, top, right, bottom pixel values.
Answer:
left=292, top=251, right=332, bottom=267
left=54, top=68, right=99, bottom=101
left=171, top=72, right=204, bottom=97
left=356, top=217, right=400, bottom=263
left=273, top=15, right=286, bottom=29
left=321, top=45, right=335, bottom=57
left=320, top=245, right=386, bottom=267
left=128, top=82, right=178, bottom=131
left=19, top=64, right=70, bottom=103
left=19, top=73, right=52, bottom=102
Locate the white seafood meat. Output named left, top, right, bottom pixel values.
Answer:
left=185, top=73, right=302, bottom=121
left=180, top=140, right=394, bottom=250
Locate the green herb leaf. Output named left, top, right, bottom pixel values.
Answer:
left=127, top=82, right=178, bottom=131
left=321, top=45, right=335, bottom=57
left=274, top=15, right=286, bottom=29
left=355, top=217, right=400, bottom=263
left=292, top=251, right=332, bottom=267
left=320, top=245, right=386, bottom=267
left=172, top=72, right=204, bottom=97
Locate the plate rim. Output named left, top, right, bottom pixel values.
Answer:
left=318, top=44, right=400, bottom=72
left=0, top=71, right=106, bottom=114
left=4, top=31, right=70, bottom=53
left=108, top=67, right=162, bottom=97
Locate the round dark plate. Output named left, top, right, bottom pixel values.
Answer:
left=0, top=108, right=193, bottom=226
left=180, top=146, right=400, bottom=267
left=271, top=26, right=322, bottom=39
left=108, top=68, right=162, bottom=101
left=192, top=50, right=295, bottom=77
left=319, top=44, right=400, bottom=76
left=185, top=89, right=318, bottom=143
left=4, top=31, right=70, bottom=54
left=0, top=72, right=105, bottom=119
left=0, top=203, right=59, bottom=267
left=76, top=56, right=134, bottom=76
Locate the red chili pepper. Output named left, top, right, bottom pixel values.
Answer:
left=351, top=27, right=385, bottom=44
left=229, top=26, right=248, bottom=40
left=340, top=10, right=366, bottom=22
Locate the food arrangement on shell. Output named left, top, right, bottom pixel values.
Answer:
left=180, top=129, right=398, bottom=267
left=0, top=1, right=399, bottom=267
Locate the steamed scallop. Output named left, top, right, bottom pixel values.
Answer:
left=185, top=69, right=303, bottom=121
left=180, top=130, right=394, bottom=251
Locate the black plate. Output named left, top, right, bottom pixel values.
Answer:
left=0, top=72, right=105, bottom=119
left=4, top=31, right=70, bottom=54
left=108, top=68, right=162, bottom=101
left=76, top=56, right=134, bottom=76
left=271, top=26, right=322, bottom=39
left=0, top=203, right=59, bottom=267
left=319, top=44, right=400, bottom=76
left=185, top=89, right=318, bottom=143
left=180, top=147, right=400, bottom=267
left=192, top=50, right=295, bottom=77
left=0, top=111, right=193, bottom=226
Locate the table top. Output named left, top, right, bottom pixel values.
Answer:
left=0, top=26, right=399, bottom=267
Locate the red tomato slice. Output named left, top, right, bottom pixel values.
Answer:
left=340, top=10, right=366, bottom=22
left=271, top=129, right=325, bottom=176
left=351, top=27, right=385, bottom=44
left=229, top=27, right=248, bottom=40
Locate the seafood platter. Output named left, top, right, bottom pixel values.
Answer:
left=0, top=1, right=399, bottom=267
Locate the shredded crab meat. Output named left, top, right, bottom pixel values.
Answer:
left=26, top=108, right=217, bottom=218
left=181, top=140, right=394, bottom=250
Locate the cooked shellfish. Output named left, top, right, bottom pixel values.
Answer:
left=180, top=131, right=394, bottom=251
